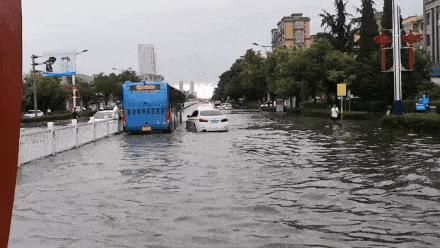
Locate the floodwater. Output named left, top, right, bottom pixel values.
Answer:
left=10, top=111, right=440, bottom=248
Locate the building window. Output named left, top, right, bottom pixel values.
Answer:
left=295, top=21, right=304, bottom=29
left=295, top=30, right=304, bottom=43
left=426, top=12, right=431, bottom=25
left=427, top=34, right=431, bottom=46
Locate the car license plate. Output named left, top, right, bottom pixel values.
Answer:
left=142, top=126, right=152, bottom=132
left=211, top=120, right=219, bottom=123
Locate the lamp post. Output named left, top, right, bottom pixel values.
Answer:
left=72, top=49, right=88, bottom=112
left=252, top=42, right=271, bottom=57
left=31, top=55, right=43, bottom=117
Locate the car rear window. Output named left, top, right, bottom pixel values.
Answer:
left=200, top=110, right=222, bottom=116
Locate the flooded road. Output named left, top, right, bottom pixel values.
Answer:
left=10, top=111, right=440, bottom=247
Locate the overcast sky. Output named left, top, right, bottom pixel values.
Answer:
left=23, top=0, right=422, bottom=98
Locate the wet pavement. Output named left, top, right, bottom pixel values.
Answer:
left=10, top=110, right=440, bottom=247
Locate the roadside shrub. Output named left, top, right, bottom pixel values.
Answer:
left=301, top=108, right=381, bottom=120
left=237, top=101, right=260, bottom=109
left=347, top=99, right=388, bottom=112
left=261, top=106, right=276, bottom=112
left=403, top=100, right=417, bottom=113
left=301, top=102, right=330, bottom=110
left=382, top=113, right=440, bottom=134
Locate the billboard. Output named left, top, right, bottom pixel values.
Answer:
left=42, top=51, right=77, bottom=78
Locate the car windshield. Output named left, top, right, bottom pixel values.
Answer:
left=200, top=110, right=222, bottom=116
left=94, top=112, right=112, bottom=119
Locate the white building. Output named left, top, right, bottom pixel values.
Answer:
left=189, top=81, right=195, bottom=95
left=138, top=44, right=157, bottom=79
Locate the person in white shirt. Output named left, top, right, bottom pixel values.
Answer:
left=112, top=105, right=119, bottom=119
left=331, top=104, right=339, bottom=120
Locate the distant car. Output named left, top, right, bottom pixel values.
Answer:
left=216, top=103, right=232, bottom=110
left=223, top=103, right=233, bottom=110
left=260, top=101, right=273, bottom=108
left=88, top=110, right=117, bottom=123
left=23, top=110, right=44, bottom=118
left=186, top=109, right=228, bottom=132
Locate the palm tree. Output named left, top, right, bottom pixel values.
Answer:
left=319, top=0, right=355, bottom=52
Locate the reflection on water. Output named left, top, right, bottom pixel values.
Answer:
left=10, top=111, right=440, bottom=247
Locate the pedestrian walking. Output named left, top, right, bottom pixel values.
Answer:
left=72, top=110, right=79, bottom=120
left=331, top=104, right=339, bottom=121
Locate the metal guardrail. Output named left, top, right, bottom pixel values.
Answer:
left=19, top=118, right=120, bottom=164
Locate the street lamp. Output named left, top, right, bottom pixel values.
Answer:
left=112, top=67, right=133, bottom=72
left=252, top=42, right=272, bottom=57
left=31, top=55, right=43, bottom=117
left=72, top=49, right=88, bottom=112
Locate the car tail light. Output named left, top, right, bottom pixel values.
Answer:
left=221, top=118, right=228, bottom=122
left=199, top=118, right=208, bottom=122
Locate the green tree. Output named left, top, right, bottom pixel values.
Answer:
left=213, top=58, right=245, bottom=101
left=93, top=73, right=120, bottom=105
left=357, top=0, right=379, bottom=62
left=320, top=0, right=355, bottom=52
left=404, top=49, right=433, bottom=99
left=381, top=0, right=392, bottom=34
left=239, top=49, right=267, bottom=101
left=23, top=76, right=67, bottom=112
left=92, top=70, right=141, bottom=104
left=76, top=78, right=95, bottom=108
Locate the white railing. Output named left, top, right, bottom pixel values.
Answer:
left=19, top=118, right=121, bottom=164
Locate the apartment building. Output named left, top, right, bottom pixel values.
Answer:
left=424, top=0, right=440, bottom=65
left=271, top=13, right=311, bottom=49
left=403, top=16, right=424, bottom=49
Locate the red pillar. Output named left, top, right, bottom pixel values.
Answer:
left=0, top=0, right=22, bottom=246
left=381, top=47, right=387, bottom=71
left=409, top=47, right=415, bottom=71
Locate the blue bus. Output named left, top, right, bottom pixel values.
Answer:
left=122, top=81, right=183, bottom=133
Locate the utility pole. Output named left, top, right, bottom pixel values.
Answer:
left=31, top=55, right=40, bottom=118
left=72, top=49, right=88, bottom=112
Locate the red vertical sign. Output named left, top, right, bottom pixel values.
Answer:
left=0, top=0, right=22, bottom=246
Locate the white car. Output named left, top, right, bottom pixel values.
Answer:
left=88, top=110, right=117, bottom=123
left=23, top=110, right=44, bottom=118
left=186, top=109, right=228, bottom=132
left=223, top=103, right=233, bottom=110
left=216, top=103, right=232, bottom=110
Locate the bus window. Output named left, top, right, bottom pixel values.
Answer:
left=142, top=109, right=145, bottom=114
left=127, top=109, right=131, bottom=115
left=137, top=109, right=141, bottom=115
left=147, top=108, right=150, bottom=115
left=156, top=108, right=160, bottom=115
left=161, top=108, right=165, bottom=114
